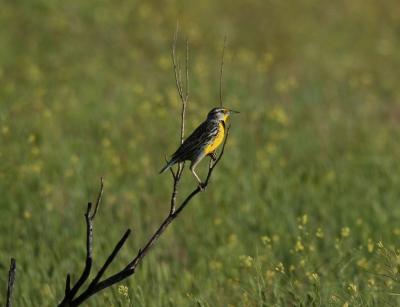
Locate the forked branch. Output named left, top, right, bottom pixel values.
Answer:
left=169, top=23, right=189, bottom=214
left=55, top=33, right=230, bottom=305
left=4, top=30, right=231, bottom=307
left=58, top=179, right=132, bottom=307
left=58, top=126, right=230, bottom=306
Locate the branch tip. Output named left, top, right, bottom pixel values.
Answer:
left=219, top=35, right=228, bottom=107
left=91, top=177, right=104, bottom=219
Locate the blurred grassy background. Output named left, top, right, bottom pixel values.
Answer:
left=1, top=0, right=400, bottom=306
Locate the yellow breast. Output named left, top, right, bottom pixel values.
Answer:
left=204, top=122, right=225, bottom=155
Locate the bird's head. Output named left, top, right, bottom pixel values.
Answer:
left=207, top=107, right=239, bottom=122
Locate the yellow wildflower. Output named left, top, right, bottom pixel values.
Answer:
left=132, top=83, right=144, bottom=95
left=368, top=278, right=375, bottom=288
left=275, top=262, right=285, bottom=273
left=295, top=239, right=304, bottom=252
left=118, top=285, right=129, bottom=298
left=311, top=273, right=319, bottom=282
left=261, top=235, right=271, bottom=245
left=239, top=255, right=253, bottom=268
left=2, top=126, right=9, bottom=135
left=28, top=134, right=36, bottom=143
left=43, top=109, right=52, bottom=118
left=367, top=238, right=374, bottom=253
left=306, top=272, right=319, bottom=282
left=213, top=218, right=222, bottom=226
left=316, top=228, right=324, bottom=238
left=330, top=294, right=339, bottom=303
left=23, top=210, right=32, bottom=219
left=265, top=269, right=276, bottom=282
left=31, top=147, right=40, bottom=155
left=228, top=234, right=237, bottom=245
left=101, top=138, right=111, bottom=147
left=70, top=154, right=79, bottom=164
left=347, top=283, right=357, bottom=294
left=269, top=106, right=288, bottom=125
left=301, top=214, right=308, bottom=225
left=341, top=227, right=350, bottom=237
left=356, top=258, right=368, bottom=269
left=210, top=260, right=223, bottom=270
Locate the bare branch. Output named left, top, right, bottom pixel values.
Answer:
left=90, top=177, right=103, bottom=219
left=170, top=24, right=190, bottom=213
left=57, top=121, right=230, bottom=307
left=6, top=258, right=16, bottom=307
left=219, top=35, right=227, bottom=107
left=171, top=24, right=185, bottom=104
left=171, top=24, right=189, bottom=146
left=179, top=41, right=188, bottom=145
left=170, top=175, right=180, bottom=215
left=86, top=229, right=131, bottom=290
left=58, top=180, right=133, bottom=307
left=71, top=229, right=132, bottom=305
left=56, top=31, right=232, bottom=307
left=185, top=39, right=189, bottom=102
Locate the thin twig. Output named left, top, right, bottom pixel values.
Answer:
left=185, top=39, right=189, bottom=102
left=170, top=24, right=189, bottom=214
left=219, top=35, right=227, bottom=107
left=170, top=176, right=180, bottom=215
left=90, top=177, right=103, bottom=219
left=6, top=258, right=16, bottom=307
left=56, top=31, right=232, bottom=307
left=179, top=40, right=189, bottom=145
left=171, top=23, right=185, bottom=104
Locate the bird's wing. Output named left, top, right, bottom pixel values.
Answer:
left=171, top=120, right=218, bottom=162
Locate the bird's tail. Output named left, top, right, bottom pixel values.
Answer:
left=159, top=159, right=176, bottom=174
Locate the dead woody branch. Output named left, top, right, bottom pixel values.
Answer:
left=5, top=29, right=231, bottom=307
left=168, top=23, right=189, bottom=214
left=56, top=30, right=230, bottom=306
left=58, top=128, right=229, bottom=306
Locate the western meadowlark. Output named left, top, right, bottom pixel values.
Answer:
left=159, top=107, right=239, bottom=186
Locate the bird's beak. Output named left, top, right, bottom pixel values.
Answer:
left=228, top=109, right=240, bottom=114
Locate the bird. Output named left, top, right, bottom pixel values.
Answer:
left=159, top=106, right=239, bottom=186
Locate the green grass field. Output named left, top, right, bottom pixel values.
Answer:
left=1, top=0, right=400, bottom=306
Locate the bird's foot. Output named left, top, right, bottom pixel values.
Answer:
left=210, top=152, right=217, bottom=161
left=198, top=182, right=207, bottom=191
